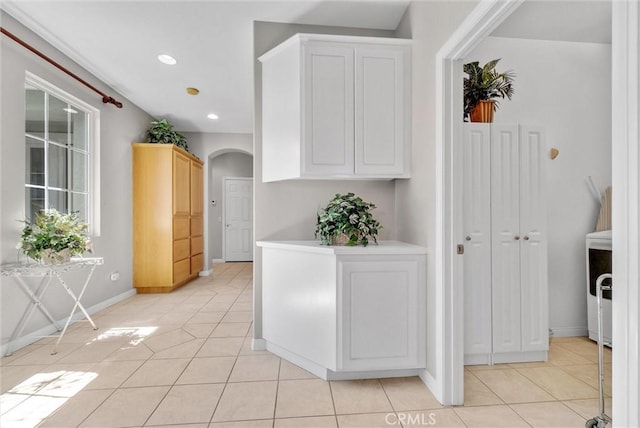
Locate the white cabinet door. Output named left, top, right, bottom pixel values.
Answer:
left=354, top=47, right=407, bottom=176
left=302, top=44, right=354, bottom=176
left=491, top=125, right=522, bottom=354
left=519, top=126, right=548, bottom=352
left=338, top=258, right=421, bottom=371
left=463, top=124, right=493, bottom=359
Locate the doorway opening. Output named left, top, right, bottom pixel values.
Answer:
left=208, top=151, right=253, bottom=264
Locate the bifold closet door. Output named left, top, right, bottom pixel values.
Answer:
left=518, top=126, right=548, bottom=352
left=490, top=125, right=522, bottom=354
left=463, top=124, right=493, bottom=357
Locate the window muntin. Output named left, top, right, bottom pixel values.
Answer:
left=24, top=77, right=96, bottom=231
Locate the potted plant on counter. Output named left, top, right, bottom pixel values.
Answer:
left=315, top=192, right=381, bottom=246
left=19, top=209, right=92, bottom=264
left=463, top=58, right=515, bottom=122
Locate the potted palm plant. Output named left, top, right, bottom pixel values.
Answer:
left=464, top=59, right=515, bottom=122
left=315, top=193, right=381, bottom=246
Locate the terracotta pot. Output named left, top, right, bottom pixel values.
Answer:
left=469, top=100, right=495, bottom=123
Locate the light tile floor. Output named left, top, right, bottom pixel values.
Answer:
left=0, top=262, right=612, bottom=427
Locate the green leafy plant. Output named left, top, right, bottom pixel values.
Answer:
left=315, top=193, right=381, bottom=246
left=146, top=119, right=189, bottom=152
left=20, top=209, right=92, bottom=262
left=463, top=59, right=515, bottom=121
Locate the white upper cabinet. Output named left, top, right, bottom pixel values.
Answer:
left=259, top=34, right=411, bottom=182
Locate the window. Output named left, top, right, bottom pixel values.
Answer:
left=24, top=73, right=100, bottom=234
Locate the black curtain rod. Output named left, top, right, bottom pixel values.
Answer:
left=1, top=27, right=123, bottom=108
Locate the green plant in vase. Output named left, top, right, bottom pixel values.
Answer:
left=20, top=209, right=92, bottom=264
left=146, top=118, right=189, bottom=152
left=315, top=192, right=381, bottom=246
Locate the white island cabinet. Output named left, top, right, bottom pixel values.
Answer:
left=256, top=240, right=426, bottom=380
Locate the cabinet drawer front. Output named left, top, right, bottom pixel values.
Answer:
left=174, top=217, right=190, bottom=239
left=173, top=239, right=190, bottom=261
left=191, top=216, right=203, bottom=236
left=191, top=236, right=203, bottom=255
left=173, top=259, right=190, bottom=283
left=191, top=253, right=203, bottom=275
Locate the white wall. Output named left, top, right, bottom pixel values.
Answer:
left=253, top=22, right=398, bottom=339
left=394, top=0, right=479, bottom=394
left=0, top=11, right=152, bottom=349
left=209, top=152, right=253, bottom=260
left=182, top=132, right=253, bottom=271
left=467, top=36, right=612, bottom=336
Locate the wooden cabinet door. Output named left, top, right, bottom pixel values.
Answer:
left=354, top=46, right=408, bottom=176
left=190, top=160, right=203, bottom=216
left=462, top=124, right=493, bottom=361
left=173, top=150, right=191, bottom=216
left=302, top=43, right=354, bottom=176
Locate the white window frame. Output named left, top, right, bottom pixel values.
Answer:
left=25, top=72, right=101, bottom=236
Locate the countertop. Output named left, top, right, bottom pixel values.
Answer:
left=256, top=240, right=427, bottom=255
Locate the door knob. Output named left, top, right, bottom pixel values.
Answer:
left=514, top=235, right=520, bottom=240
left=465, top=236, right=471, bottom=241
left=524, top=236, right=530, bottom=241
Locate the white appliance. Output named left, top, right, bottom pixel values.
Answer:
left=586, top=230, right=612, bottom=346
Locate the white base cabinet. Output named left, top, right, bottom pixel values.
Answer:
left=463, top=124, right=548, bottom=365
left=259, top=33, right=411, bottom=182
left=257, top=240, right=426, bottom=379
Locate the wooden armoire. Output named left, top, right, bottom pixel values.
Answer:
left=132, top=143, right=204, bottom=293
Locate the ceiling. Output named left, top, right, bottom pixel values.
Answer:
left=2, top=1, right=409, bottom=134
left=2, top=1, right=611, bottom=134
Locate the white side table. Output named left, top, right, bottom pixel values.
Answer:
left=1, top=257, right=104, bottom=356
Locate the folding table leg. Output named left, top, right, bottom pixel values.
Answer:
left=52, top=265, right=99, bottom=354
left=5, top=276, right=62, bottom=357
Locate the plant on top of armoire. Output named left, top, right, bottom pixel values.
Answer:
left=146, top=118, right=189, bottom=152
left=315, top=193, right=381, bottom=246
left=463, top=58, right=515, bottom=123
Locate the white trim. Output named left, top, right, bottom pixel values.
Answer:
left=434, top=0, right=524, bottom=406
left=611, top=1, right=640, bottom=425
left=24, top=71, right=101, bottom=236
left=198, top=269, right=212, bottom=277
left=211, top=258, right=225, bottom=264
left=1, top=288, right=135, bottom=356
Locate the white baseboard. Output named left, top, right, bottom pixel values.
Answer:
left=211, top=259, right=225, bottom=264
left=550, top=327, right=589, bottom=337
left=199, top=269, right=212, bottom=277
left=252, top=338, right=267, bottom=351
left=1, top=288, right=136, bottom=357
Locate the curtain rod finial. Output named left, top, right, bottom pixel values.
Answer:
left=102, top=96, right=123, bottom=108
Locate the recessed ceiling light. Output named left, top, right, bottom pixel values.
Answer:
left=186, top=87, right=199, bottom=95
left=157, top=54, right=176, bottom=65
left=207, top=113, right=219, bottom=120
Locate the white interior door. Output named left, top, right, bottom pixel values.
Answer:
left=462, top=124, right=493, bottom=361
left=224, top=177, right=253, bottom=262
left=518, top=126, right=548, bottom=352
left=490, top=125, right=521, bottom=354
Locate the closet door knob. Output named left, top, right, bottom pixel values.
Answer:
left=524, top=236, right=530, bottom=241
left=514, top=235, right=520, bottom=240
left=465, top=236, right=471, bottom=241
